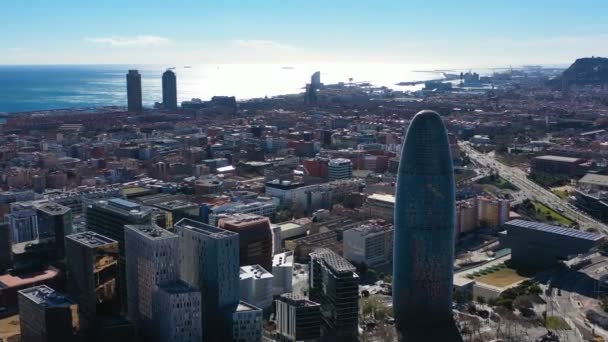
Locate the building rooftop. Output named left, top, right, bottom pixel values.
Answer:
left=240, top=265, right=273, bottom=280
left=367, top=193, right=395, bottom=204
left=533, top=155, right=583, bottom=163
left=154, top=200, right=197, bottom=211
left=18, top=285, right=71, bottom=307
left=0, top=267, right=59, bottom=289
left=108, top=198, right=141, bottom=210
left=235, top=300, right=262, bottom=313
left=579, top=173, right=608, bottom=187
left=506, top=219, right=603, bottom=242
left=310, top=248, right=357, bottom=274
left=174, top=218, right=238, bottom=239
left=346, top=221, right=394, bottom=236
left=279, top=293, right=320, bottom=307
left=273, top=251, right=294, bottom=267
left=219, top=213, right=269, bottom=227
left=66, top=231, right=118, bottom=248
left=35, top=201, right=71, bottom=215
left=125, top=224, right=177, bottom=240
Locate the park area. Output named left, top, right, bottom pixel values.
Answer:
left=467, top=263, right=529, bottom=288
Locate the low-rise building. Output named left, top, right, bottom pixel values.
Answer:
left=343, top=220, right=394, bottom=267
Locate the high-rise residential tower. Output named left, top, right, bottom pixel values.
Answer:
left=126, top=70, right=143, bottom=112
left=393, top=110, right=460, bottom=341
left=162, top=69, right=177, bottom=110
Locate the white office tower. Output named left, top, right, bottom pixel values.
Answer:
left=239, top=265, right=274, bottom=310
left=328, top=158, right=353, bottom=181
left=174, top=218, right=240, bottom=341
left=154, top=281, right=202, bottom=342
left=125, top=225, right=179, bottom=340
left=231, top=301, right=263, bottom=342
left=7, top=202, right=39, bottom=243
left=272, top=251, right=294, bottom=295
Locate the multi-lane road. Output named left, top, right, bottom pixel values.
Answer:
left=460, top=142, right=608, bottom=233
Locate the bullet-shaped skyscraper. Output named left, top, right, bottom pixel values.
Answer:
left=126, top=70, right=143, bottom=112
left=393, top=110, right=460, bottom=341
left=162, top=69, right=177, bottom=110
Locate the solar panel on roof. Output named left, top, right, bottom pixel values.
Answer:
left=506, top=219, right=602, bottom=241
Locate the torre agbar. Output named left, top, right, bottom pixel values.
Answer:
left=393, top=110, right=461, bottom=341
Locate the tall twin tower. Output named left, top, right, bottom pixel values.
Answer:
left=393, top=110, right=462, bottom=341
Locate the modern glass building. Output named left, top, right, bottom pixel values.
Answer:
left=393, top=110, right=459, bottom=340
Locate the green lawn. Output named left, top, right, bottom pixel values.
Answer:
left=473, top=265, right=529, bottom=288
left=532, top=201, right=575, bottom=226
left=552, top=189, right=569, bottom=200
left=545, top=316, right=571, bottom=330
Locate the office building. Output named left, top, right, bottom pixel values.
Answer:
left=456, top=199, right=478, bottom=235
left=231, top=301, right=263, bottom=342
left=530, top=155, right=585, bottom=176
left=477, top=196, right=510, bottom=228
left=276, top=293, right=321, bottom=342
left=7, top=202, right=38, bottom=244
left=154, top=281, right=202, bottom=342
left=218, top=213, right=273, bottom=271
left=309, top=248, right=359, bottom=341
left=174, top=218, right=239, bottom=341
left=343, top=221, right=394, bottom=267
left=65, top=232, right=119, bottom=339
left=500, top=219, right=604, bottom=268
left=126, top=70, right=143, bottom=112
left=35, top=201, right=72, bottom=259
left=272, top=251, right=294, bottom=296
left=0, top=222, right=11, bottom=271
left=18, top=285, right=74, bottom=342
left=162, top=69, right=178, bottom=110
left=361, top=193, right=395, bottom=223
left=239, top=264, right=274, bottom=309
left=125, top=225, right=179, bottom=338
left=393, top=110, right=459, bottom=340
left=328, top=158, right=353, bottom=181
left=85, top=198, right=152, bottom=311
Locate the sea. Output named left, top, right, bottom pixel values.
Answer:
left=0, top=64, right=443, bottom=113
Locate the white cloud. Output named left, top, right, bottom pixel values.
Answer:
left=84, top=35, right=171, bottom=47
left=232, top=40, right=294, bottom=49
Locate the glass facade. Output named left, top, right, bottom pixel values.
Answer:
left=393, top=111, right=457, bottom=336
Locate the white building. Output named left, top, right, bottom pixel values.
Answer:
left=154, top=281, right=202, bottom=342
left=231, top=301, right=263, bottom=342
left=7, top=202, right=38, bottom=243
left=125, top=224, right=180, bottom=338
left=239, top=265, right=274, bottom=310
left=272, top=251, right=294, bottom=296
left=328, top=158, right=353, bottom=181
left=343, top=221, right=394, bottom=267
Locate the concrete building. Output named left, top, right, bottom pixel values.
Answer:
left=478, top=196, right=510, bottom=228
left=343, top=221, right=394, bottom=267
left=456, top=198, right=479, bottom=235
left=272, top=251, right=294, bottom=296
left=34, top=201, right=72, bottom=259
left=205, top=198, right=278, bottom=226
left=309, top=248, right=359, bottom=342
left=162, top=69, right=178, bottom=110
left=0, top=222, right=11, bottom=271
left=393, top=110, right=459, bottom=340
left=239, top=264, right=274, bottom=310
left=65, top=232, right=119, bottom=339
left=218, top=213, right=273, bottom=271
left=174, top=218, right=239, bottom=341
left=85, top=198, right=152, bottom=312
left=126, top=70, right=143, bottom=112
left=276, top=293, right=321, bottom=342
left=231, top=301, right=263, bottom=342
left=530, top=155, right=585, bottom=176
left=361, top=193, right=395, bottom=222
left=125, top=224, right=179, bottom=339
left=328, top=158, right=353, bottom=181
left=500, top=219, right=604, bottom=268
left=578, top=173, right=608, bottom=193
left=18, top=285, right=74, bottom=342
left=7, top=202, right=38, bottom=244
left=154, top=281, right=202, bottom=342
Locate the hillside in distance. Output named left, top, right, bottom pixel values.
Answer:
left=551, top=56, right=608, bottom=89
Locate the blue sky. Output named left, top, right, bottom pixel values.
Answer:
left=2, top=0, right=608, bottom=66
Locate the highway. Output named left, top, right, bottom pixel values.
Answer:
left=460, top=142, right=608, bottom=233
